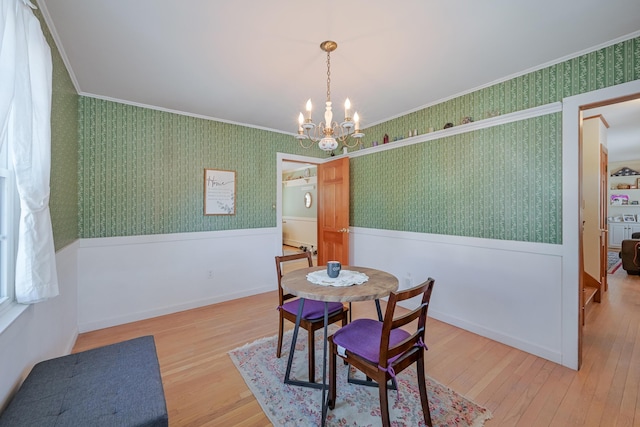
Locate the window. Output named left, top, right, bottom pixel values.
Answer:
left=0, top=139, right=17, bottom=314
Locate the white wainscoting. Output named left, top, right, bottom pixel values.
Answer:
left=282, top=216, right=317, bottom=250
left=74, top=225, right=570, bottom=366
left=0, top=241, right=79, bottom=409
left=77, top=228, right=280, bottom=332
left=350, top=227, right=565, bottom=366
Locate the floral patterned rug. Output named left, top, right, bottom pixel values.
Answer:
left=608, top=251, right=622, bottom=273
left=229, top=329, right=492, bottom=426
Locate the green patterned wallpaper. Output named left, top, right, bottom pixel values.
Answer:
left=362, top=37, right=640, bottom=144
left=352, top=36, right=639, bottom=244
left=78, top=36, right=640, bottom=243
left=35, top=8, right=79, bottom=251
left=78, top=99, right=315, bottom=237
left=352, top=114, right=561, bottom=243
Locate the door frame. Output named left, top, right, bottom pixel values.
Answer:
left=562, top=79, right=640, bottom=369
left=275, top=152, right=327, bottom=255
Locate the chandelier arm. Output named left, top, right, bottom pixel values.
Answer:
left=342, top=136, right=359, bottom=149
left=298, top=137, right=314, bottom=149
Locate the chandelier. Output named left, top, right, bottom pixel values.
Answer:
left=295, top=40, right=364, bottom=152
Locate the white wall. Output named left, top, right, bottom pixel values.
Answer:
left=77, top=228, right=279, bottom=332
left=282, top=216, right=317, bottom=250
left=76, top=225, right=567, bottom=364
left=350, top=227, right=564, bottom=363
left=0, top=242, right=78, bottom=409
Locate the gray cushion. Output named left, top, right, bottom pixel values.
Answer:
left=0, top=335, right=168, bottom=427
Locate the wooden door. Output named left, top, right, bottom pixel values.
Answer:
left=317, top=157, right=350, bottom=266
left=599, top=146, right=608, bottom=292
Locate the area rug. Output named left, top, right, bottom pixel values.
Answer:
left=608, top=251, right=622, bottom=274
left=229, top=329, right=492, bottom=426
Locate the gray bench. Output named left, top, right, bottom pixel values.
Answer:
left=0, top=335, right=168, bottom=427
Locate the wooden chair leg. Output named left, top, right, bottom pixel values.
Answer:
left=328, top=340, right=337, bottom=410
left=276, top=315, right=284, bottom=358
left=417, top=358, right=432, bottom=427
left=379, top=376, right=391, bottom=427
left=308, top=328, right=315, bottom=383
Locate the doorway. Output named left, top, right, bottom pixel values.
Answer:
left=564, top=79, right=640, bottom=369
left=281, top=160, right=318, bottom=258
left=277, top=153, right=320, bottom=258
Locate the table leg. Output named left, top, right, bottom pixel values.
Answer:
left=284, top=298, right=305, bottom=386
left=284, top=298, right=324, bottom=390
left=321, top=302, right=329, bottom=427
left=375, top=299, right=383, bottom=321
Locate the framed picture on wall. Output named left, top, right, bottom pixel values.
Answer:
left=623, top=214, right=636, bottom=223
left=204, top=169, right=236, bottom=215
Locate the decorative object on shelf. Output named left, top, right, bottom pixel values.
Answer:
left=611, top=194, right=629, bottom=205
left=428, top=127, right=434, bottom=133
left=617, top=183, right=631, bottom=189
left=631, top=201, right=639, bottom=205
left=372, top=140, right=378, bottom=147
left=611, top=166, right=640, bottom=176
left=623, top=214, right=636, bottom=222
left=295, top=40, right=364, bottom=152
left=444, top=122, right=454, bottom=129
left=304, top=192, right=312, bottom=208
left=383, top=134, right=389, bottom=144
left=461, top=116, right=473, bottom=124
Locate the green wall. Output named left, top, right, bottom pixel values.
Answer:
left=352, top=36, right=640, bottom=244
left=36, top=8, right=79, bottom=251
left=78, top=99, right=318, bottom=237
left=77, top=36, right=640, bottom=244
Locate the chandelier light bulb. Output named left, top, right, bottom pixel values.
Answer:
left=353, top=111, right=360, bottom=131
left=306, top=99, right=313, bottom=120
left=344, top=98, right=351, bottom=120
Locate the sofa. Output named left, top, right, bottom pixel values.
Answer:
left=620, top=232, right=640, bottom=275
left=0, top=335, right=168, bottom=427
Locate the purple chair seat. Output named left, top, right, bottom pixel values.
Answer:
left=332, top=318, right=410, bottom=363
left=281, top=299, right=345, bottom=320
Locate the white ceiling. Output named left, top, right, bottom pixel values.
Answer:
left=38, top=0, right=640, bottom=142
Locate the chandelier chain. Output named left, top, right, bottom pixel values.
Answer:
left=326, top=50, right=331, bottom=102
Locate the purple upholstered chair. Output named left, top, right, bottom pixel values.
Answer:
left=275, top=252, right=348, bottom=383
left=328, top=278, right=435, bottom=427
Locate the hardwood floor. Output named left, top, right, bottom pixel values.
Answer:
left=72, top=267, right=640, bottom=426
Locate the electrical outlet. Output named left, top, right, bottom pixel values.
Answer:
left=208, top=270, right=213, bottom=279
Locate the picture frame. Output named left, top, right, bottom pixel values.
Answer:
left=204, top=169, right=236, bottom=215
left=623, top=214, right=636, bottom=223
left=610, top=194, right=629, bottom=205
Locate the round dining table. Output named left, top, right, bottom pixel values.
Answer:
left=280, top=265, right=399, bottom=426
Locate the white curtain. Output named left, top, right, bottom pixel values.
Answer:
left=0, top=0, right=58, bottom=304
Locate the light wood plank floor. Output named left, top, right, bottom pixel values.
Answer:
left=73, top=266, right=640, bottom=426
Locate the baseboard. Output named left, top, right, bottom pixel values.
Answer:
left=429, top=309, right=562, bottom=364
left=78, top=285, right=273, bottom=333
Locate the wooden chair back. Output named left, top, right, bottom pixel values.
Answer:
left=275, top=252, right=313, bottom=306
left=379, top=278, right=435, bottom=370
